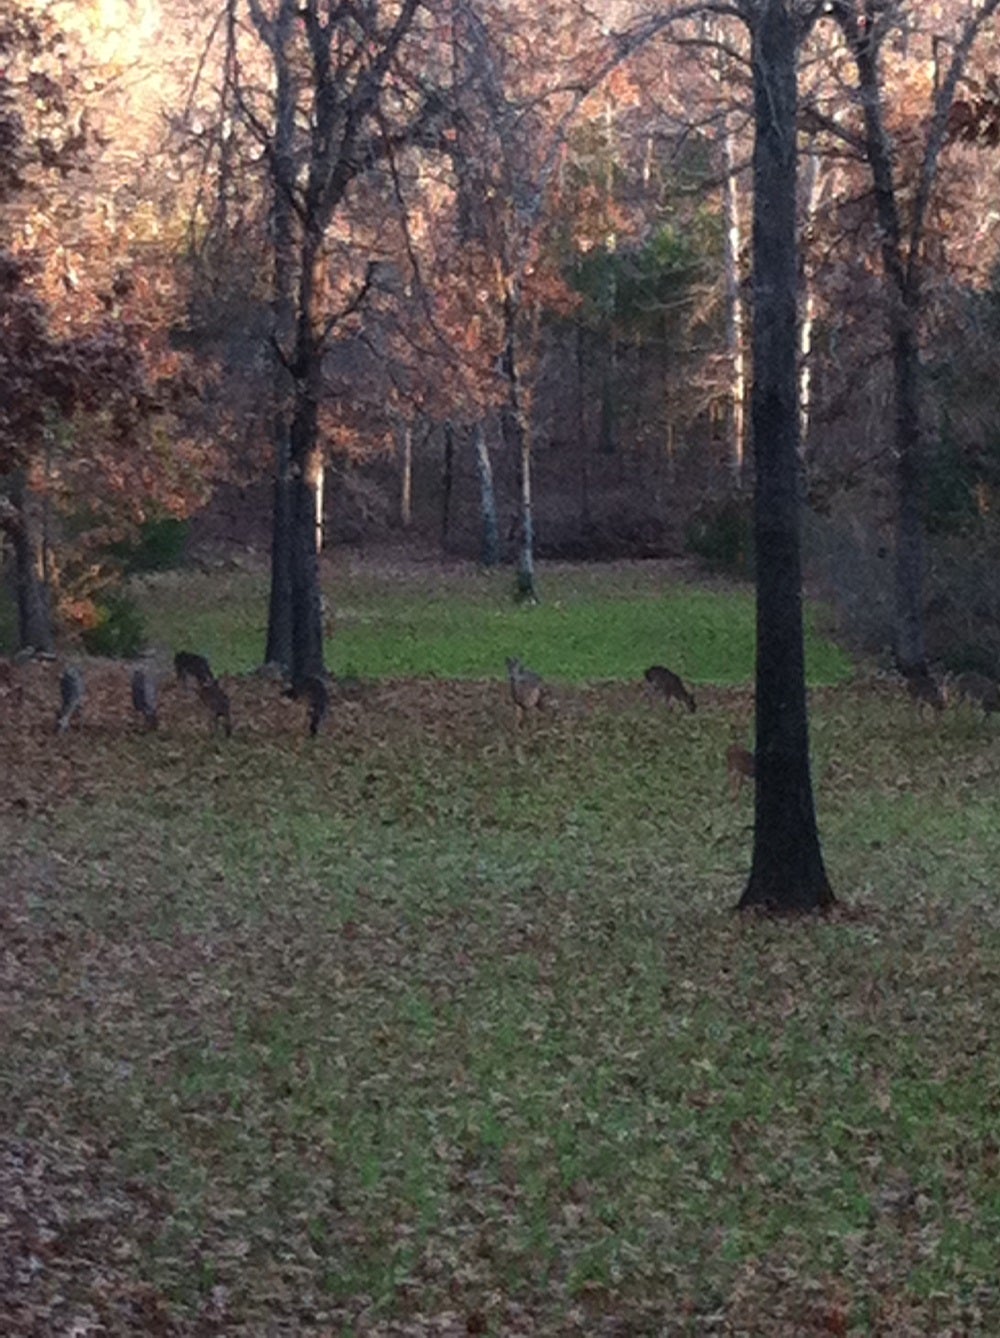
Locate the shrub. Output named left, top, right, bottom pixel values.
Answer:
left=81, top=590, right=147, bottom=658
left=685, top=495, right=754, bottom=577
left=109, top=517, right=189, bottom=574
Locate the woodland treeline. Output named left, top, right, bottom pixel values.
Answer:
left=2, top=3, right=1000, bottom=684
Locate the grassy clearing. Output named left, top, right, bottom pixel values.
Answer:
left=135, top=557, right=852, bottom=685
left=2, top=562, right=998, bottom=1334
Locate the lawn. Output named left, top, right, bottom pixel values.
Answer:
left=1, top=560, right=999, bottom=1335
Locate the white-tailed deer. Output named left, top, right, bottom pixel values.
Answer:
left=198, top=678, right=232, bottom=737
left=175, top=650, right=215, bottom=688
left=726, top=744, right=755, bottom=800
left=506, top=657, right=543, bottom=726
left=950, top=670, right=1000, bottom=715
left=131, top=667, right=159, bottom=730
left=905, top=671, right=945, bottom=716
left=644, top=664, right=696, bottom=713
left=55, top=666, right=85, bottom=733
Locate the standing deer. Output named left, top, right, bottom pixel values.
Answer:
left=644, top=664, right=697, bottom=713
left=174, top=650, right=215, bottom=688
left=198, top=678, right=232, bottom=737
left=950, top=671, right=1000, bottom=715
left=131, top=667, right=159, bottom=730
left=55, top=666, right=85, bottom=733
left=905, top=670, right=946, bottom=716
left=506, top=657, right=543, bottom=726
left=726, top=744, right=755, bottom=801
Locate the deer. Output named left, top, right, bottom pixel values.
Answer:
left=198, top=678, right=232, bottom=737
left=726, top=744, right=755, bottom=801
left=284, top=675, right=330, bottom=737
left=174, top=650, right=215, bottom=688
left=131, top=667, right=159, bottom=730
left=949, top=670, right=1000, bottom=716
left=905, top=670, right=946, bottom=716
left=506, top=656, right=543, bottom=726
left=644, top=664, right=697, bottom=713
left=55, top=666, right=85, bottom=733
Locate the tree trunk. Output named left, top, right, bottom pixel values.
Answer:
left=738, top=2, right=833, bottom=915
left=892, top=307, right=926, bottom=673
left=289, top=397, right=325, bottom=684
left=500, top=295, right=537, bottom=600
left=265, top=421, right=294, bottom=671
left=718, top=36, right=747, bottom=482
left=262, top=0, right=297, bottom=673
left=441, top=421, right=454, bottom=550
left=399, top=419, right=413, bottom=528
left=798, top=143, right=821, bottom=455
left=6, top=473, right=54, bottom=653
left=850, top=34, right=928, bottom=674
left=471, top=421, right=500, bottom=568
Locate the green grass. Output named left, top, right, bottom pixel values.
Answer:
left=135, top=559, right=852, bottom=685
left=1, top=560, right=997, bottom=1334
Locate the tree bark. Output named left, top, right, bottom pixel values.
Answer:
left=399, top=419, right=413, bottom=528
left=501, top=294, right=537, bottom=600
left=288, top=357, right=325, bottom=685
left=260, top=0, right=297, bottom=674
left=471, top=421, right=500, bottom=568
left=738, top=1, right=833, bottom=915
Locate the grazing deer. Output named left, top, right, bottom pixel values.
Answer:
left=0, top=659, right=23, bottom=709
left=506, top=656, right=543, bottom=726
left=905, top=670, right=946, bottom=716
left=198, top=678, right=232, bottom=737
left=174, top=650, right=215, bottom=688
left=131, top=667, right=159, bottom=730
left=55, top=666, right=85, bottom=733
left=726, top=744, right=755, bottom=801
left=950, top=670, right=1000, bottom=715
left=644, top=664, right=697, bottom=713
left=285, top=675, right=330, bottom=737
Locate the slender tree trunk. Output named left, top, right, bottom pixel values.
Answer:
left=738, top=2, right=833, bottom=915
left=719, top=50, right=747, bottom=481
left=399, top=419, right=413, bottom=528
left=798, top=143, right=821, bottom=455
left=501, top=314, right=536, bottom=600
left=7, top=472, right=54, bottom=653
left=471, top=421, right=500, bottom=568
left=441, top=421, right=454, bottom=550
left=576, top=326, right=592, bottom=533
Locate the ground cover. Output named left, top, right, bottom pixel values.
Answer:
left=1, top=561, right=998, bottom=1335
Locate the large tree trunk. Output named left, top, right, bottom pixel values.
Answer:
left=262, top=0, right=297, bottom=673
left=288, top=366, right=325, bottom=686
left=6, top=472, right=54, bottom=654
left=738, top=2, right=833, bottom=915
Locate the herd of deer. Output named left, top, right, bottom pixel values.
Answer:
left=47, top=651, right=330, bottom=740
left=2, top=649, right=992, bottom=792
left=506, top=657, right=1000, bottom=800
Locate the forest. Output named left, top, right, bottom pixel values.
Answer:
left=4, top=0, right=1000, bottom=1332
